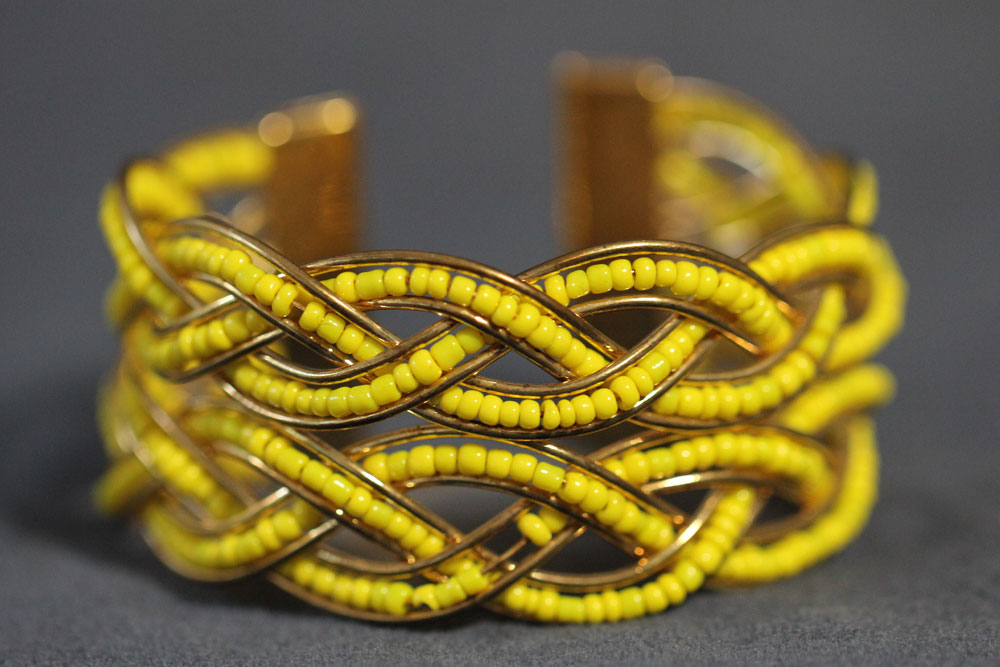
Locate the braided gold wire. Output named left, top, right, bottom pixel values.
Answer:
left=95, top=60, right=906, bottom=623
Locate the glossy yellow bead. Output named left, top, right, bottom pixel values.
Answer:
left=543, top=274, right=569, bottom=305
left=485, top=449, right=512, bottom=479
left=301, top=460, right=331, bottom=492
left=355, top=269, right=386, bottom=300
left=437, top=386, right=463, bottom=414
left=273, top=511, right=302, bottom=541
left=579, top=480, right=607, bottom=515
left=408, top=266, right=431, bottom=296
left=517, top=513, right=552, bottom=546
left=541, top=399, right=560, bottom=430
left=434, top=445, right=458, bottom=475
left=470, top=284, right=501, bottom=316
left=355, top=338, right=383, bottom=362
left=447, top=274, right=477, bottom=306
left=363, top=500, right=395, bottom=531
left=316, top=313, right=346, bottom=344
left=427, top=269, right=450, bottom=299
left=297, top=302, right=325, bottom=332
left=557, top=399, right=576, bottom=427
left=347, top=385, right=378, bottom=415
left=676, top=386, right=704, bottom=418
left=399, top=522, right=429, bottom=550
left=391, top=363, right=419, bottom=394
left=363, top=452, right=389, bottom=481
left=220, top=250, right=251, bottom=282
left=406, top=444, right=435, bottom=478
left=565, top=270, right=589, bottom=299
left=586, top=263, right=613, bottom=294
left=557, top=596, right=586, bottom=624
left=570, top=394, right=596, bottom=425
left=508, top=303, right=541, bottom=338
left=655, top=259, right=677, bottom=286
left=610, top=376, right=641, bottom=410
left=275, top=447, right=308, bottom=479
left=694, top=265, right=720, bottom=301
left=620, top=587, right=645, bottom=619
left=457, top=444, right=487, bottom=476
left=456, top=567, right=488, bottom=596
left=326, top=386, right=351, bottom=418
left=475, top=394, right=502, bottom=426
left=383, top=513, right=412, bottom=540
left=609, top=259, right=635, bottom=290
left=335, top=324, right=365, bottom=355
left=518, top=399, right=541, bottom=429
left=739, top=384, right=763, bottom=415
left=545, top=327, right=574, bottom=359
left=591, top=388, right=618, bottom=420
left=381, top=267, right=409, bottom=296
left=345, top=487, right=373, bottom=517
left=583, top=594, right=605, bottom=623
left=499, top=400, right=521, bottom=428
left=658, top=573, right=687, bottom=605
left=526, top=316, right=557, bottom=349
left=622, top=451, right=650, bottom=484
left=491, top=295, right=520, bottom=327
left=532, top=461, right=565, bottom=493
left=271, top=283, right=298, bottom=317
left=429, top=335, right=465, bottom=371
left=409, top=349, right=443, bottom=385
left=601, top=590, right=623, bottom=623
left=334, top=271, right=358, bottom=302
left=509, top=453, right=538, bottom=483
left=672, top=261, right=700, bottom=296
left=674, top=559, right=705, bottom=592
left=367, top=374, right=401, bottom=407
left=630, top=257, right=656, bottom=290
left=234, top=264, right=265, bottom=295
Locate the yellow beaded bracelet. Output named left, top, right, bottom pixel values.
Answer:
left=95, top=55, right=906, bottom=623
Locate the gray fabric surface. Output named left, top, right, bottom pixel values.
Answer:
left=1, top=2, right=998, bottom=664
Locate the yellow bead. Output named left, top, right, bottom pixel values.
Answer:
left=370, top=374, right=401, bottom=406
left=557, top=399, right=576, bottom=427
left=334, top=271, right=358, bottom=302
left=532, top=461, right=565, bottom=493
left=446, top=274, right=477, bottom=306
left=471, top=284, right=501, bottom=316
left=301, top=460, right=331, bottom=491
left=374, top=267, right=406, bottom=297
left=457, top=444, right=487, bottom=476
left=517, top=513, right=553, bottom=546
left=580, top=480, right=609, bottom=514
left=407, top=444, right=436, bottom=478
left=622, top=451, right=650, bottom=484
left=609, top=376, right=640, bottom=410
left=271, top=283, right=299, bottom=317
left=456, top=390, right=484, bottom=420
left=655, top=260, right=677, bottom=286
left=317, top=313, right=346, bottom=345
left=355, top=269, right=386, bottom=300
left=347, top=385, right=378, bottom=415
left=477, top=394, right=503, bottom=425
left=491, top=295, right=520, bottom=327
left=508, top=303, right=541, bottom=338
left=694, top=265, right=719, bottom=301
left=409, top=266, right=430, bottom=296
left=592, top=388, right=618, bottom=420
left=437, top=386, right=463, bottom=414
left=672, top=261, right=700, bottom=296
left=392, top=363, right=419, bottom=394
left=234, top=265, right=265, bottom=294
left=409, top=349, right=443, bottom=385
left=633, top=257, right=656, bottom=290
left=429, top=335, right=465, bottom=371
left=427, top=269, right=451, bottom=299
left=586, top=263, right=613, bottom=294
left=335, top=324, right=364, bottom=355
left=518, top=399, right=541, bottom=429
left=527, top=316, right=558, bottom=349
left=609, top=259, right=635, bottom=290
left=485, top=449, right=512, bottom=479
left=455, top=328, right=485, bottom=353
left=570, top=395, right=596, bottom=425
left=327, top=387, right=351, bottom=418
left=509, top=453, right=538, bottom=483
left=565, top=270, right=589, bottom=299
left=620, top=587, right=645, bottom=619
left=499, top=400, right=521, bottom=428
left=541, top=399, right=560, bottom=430
left=641, top=582, right=668, bottom=614
left=434, top=446, right=458, bottom=475
left=298, top=302, right=325, bottom=331
left=544, top=275, right=569, bottom=305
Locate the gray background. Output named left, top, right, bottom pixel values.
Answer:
left=1, top=2, right=998, bottom=664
